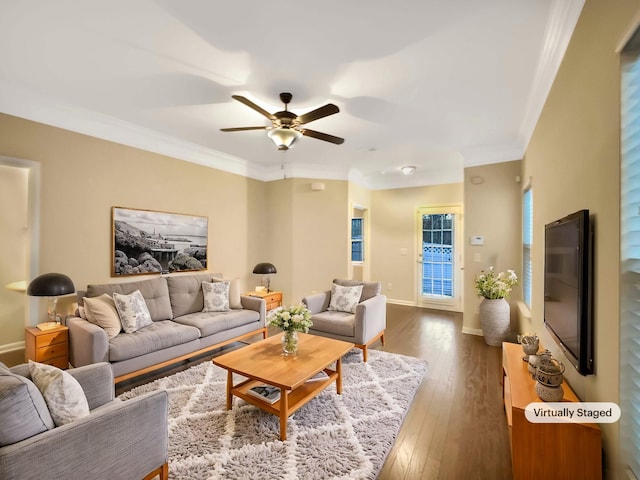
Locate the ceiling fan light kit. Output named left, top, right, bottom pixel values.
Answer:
left=221, top=92, right=344, bottom=150
left=401, top=165, right=417, bottom=175
left=267, top=127, right=302, bottom=150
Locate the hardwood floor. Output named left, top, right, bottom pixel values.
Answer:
left=376, top=304, right=512, bottom=480
left=116, top=303, right=513, bottom=480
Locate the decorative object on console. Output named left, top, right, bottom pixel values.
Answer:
left=252, top=262, right=277, bottom=292
left=112, top=206, right=208, bottom=277
left=27, top=273, right=75, bottom=330
left=267, top=304, right=312, bottom=355
left=519, top=333, right=539, bottom=361
left=534, top=357, right=565, bottom=402
left=474, top=267, right=518, bottom=346
left=401, top=165, right=416, bottom=175
left=528, top=349, right=551, bottom=376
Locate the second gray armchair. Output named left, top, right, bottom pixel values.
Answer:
left=302, top=279, right=386, bottom=361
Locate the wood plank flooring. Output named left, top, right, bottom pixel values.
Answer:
left=116, top=303, right=513, bottom=479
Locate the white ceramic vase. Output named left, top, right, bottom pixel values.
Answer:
left=479, top=298, right=510, bottom=346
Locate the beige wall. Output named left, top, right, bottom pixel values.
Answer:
left=523, top=1, right=640, bottom=476
left=0, top=113, right=267, bottom=323
left=462, top=161, right=523, bottom=336
left=0, top=164, right=29, bottom=347
left=266, top=178, right=349, bottom=304
left=370, top=183, right=463, bottom=304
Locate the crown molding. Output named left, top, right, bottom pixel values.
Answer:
left=519, top=0, right=585, bottom=147
left=0, top=80, right=265, bottom=179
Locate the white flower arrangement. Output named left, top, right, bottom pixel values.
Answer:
left=267, top=304, right=313, bottom=333
left=474, top=266, right=518, bottom=299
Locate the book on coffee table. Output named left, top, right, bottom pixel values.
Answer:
left=306, top=370, right=330, bottom=383
left=247, top=385, right=281, bottom=404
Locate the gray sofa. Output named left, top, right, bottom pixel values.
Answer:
left=0, top=362, right=168, bottom=480
left=68, top=273, right=267, bottom=383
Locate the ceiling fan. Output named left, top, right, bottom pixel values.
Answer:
left=221, top=92, right=344, bottom=150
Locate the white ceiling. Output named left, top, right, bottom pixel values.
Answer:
left=0, top=0, right=584, bottom=189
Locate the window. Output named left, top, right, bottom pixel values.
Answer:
left=351, top=218, right=363, bottom=262
left=621, top=36, right=640, bottom=478
left=523, top=188, right=533, bottom=307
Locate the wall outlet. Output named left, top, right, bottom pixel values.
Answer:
left=387, top=283, right=393, bottom=290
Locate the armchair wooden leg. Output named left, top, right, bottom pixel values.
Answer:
left=362, top=345, right=368, bottom=362
left=143, top=462, right=168, bottom=480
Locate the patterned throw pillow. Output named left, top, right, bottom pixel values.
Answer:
left=28, top=361, right=90, bottom=427
left=328, top=283, right=364, bottom=313
left=202, top=281, right=230, bottom=312
left=112, top=290, right=153, bottom=333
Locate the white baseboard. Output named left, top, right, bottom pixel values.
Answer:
left=0, top=341, right=25, bottom=354
left=462, top=327, right=483, bottom=337
left=387, top=299, right=416, bottom=307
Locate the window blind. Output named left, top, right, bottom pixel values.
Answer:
left=620, top=45, right=640, bottom=479
left=523, top=188, right=533, bottom=307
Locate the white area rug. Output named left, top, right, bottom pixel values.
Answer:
left=119, top=348, right=427, bottom=480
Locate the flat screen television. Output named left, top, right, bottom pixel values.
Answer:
left=544, top=209, right=594, bottom=375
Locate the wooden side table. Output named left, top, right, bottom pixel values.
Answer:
left=243, top=291, right=283, bottom=311
left=25, top=325, right=69, bottom=369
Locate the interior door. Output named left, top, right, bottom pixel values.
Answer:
left=417, top=205, right=463, bottom=311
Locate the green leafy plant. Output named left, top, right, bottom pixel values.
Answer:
left=267, top=304, right=313, bottom=333
left=474, top=266, right=518, bottom=299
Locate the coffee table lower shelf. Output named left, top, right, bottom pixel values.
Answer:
left=226, top=368, right=340, bottom=440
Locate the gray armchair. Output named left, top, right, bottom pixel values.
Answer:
left=0, top=362, right=168, bottom=480
left=302, top=279, right=386, bottom=361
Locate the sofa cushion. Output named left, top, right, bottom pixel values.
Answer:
left=87, top=277, right=173, bottom=321
left=113, top=290, right=153, bottom=333
left=333, top=279, right=381, bottom=302
left=29, top=361, right=90, bottom=427
left=173, top=309, right=260, bottom=337
left=329, top=283, right=363, bottom=313
left=84, top=294, right=122, bottom=339
left=309, top=311, right=355, bottom=337
left=166, top=273, right=223, bottom=317
left=108, top=320, right=201, bottom=362
left=202, top=281, right=230, bottom=312
left=0, top=368, right=55, bottom=446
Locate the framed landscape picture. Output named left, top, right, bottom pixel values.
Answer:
left=112, top=206, right=208, bottom=276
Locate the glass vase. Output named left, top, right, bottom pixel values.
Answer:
left=282, top=331, right=298, bottom=355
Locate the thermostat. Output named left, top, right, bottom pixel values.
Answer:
left=470, top=235, right=484, bottom=246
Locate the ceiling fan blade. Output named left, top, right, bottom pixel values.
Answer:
left=231, top=95, right=275, bottom=120
left=296, top=103, right=340, bottom=124
left=301, top=128, right=345, bottom=145
left=220, top=126, right=269, bottom=132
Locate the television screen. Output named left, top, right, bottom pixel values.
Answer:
left=544, top=209, right=593, bottom=375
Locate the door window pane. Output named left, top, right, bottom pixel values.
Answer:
left=422, top=213, right=455, bottom=297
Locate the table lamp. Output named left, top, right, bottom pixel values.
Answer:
left=252, top=263, right=277, bottom=293
left=27, top=273, right=75, bottom=330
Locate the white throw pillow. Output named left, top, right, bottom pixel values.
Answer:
left=112, top=290, right=153, bottom=333
left=328, top=283, right=363, bottom=313
left=28, top=361, right=90, bottom=427
left=202, top=281, right=230, bottom=312
left=84, top=294, right=122, bottom=339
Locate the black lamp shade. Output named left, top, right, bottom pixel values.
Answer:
left=252, top=263, right=277, bottom=275
left=27, top=273, right=75, bottom=297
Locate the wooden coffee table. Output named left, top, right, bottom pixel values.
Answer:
left=212, top=333, right=354, bottom=440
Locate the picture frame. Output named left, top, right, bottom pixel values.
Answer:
left=111, top=206, right=208, bottom=276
